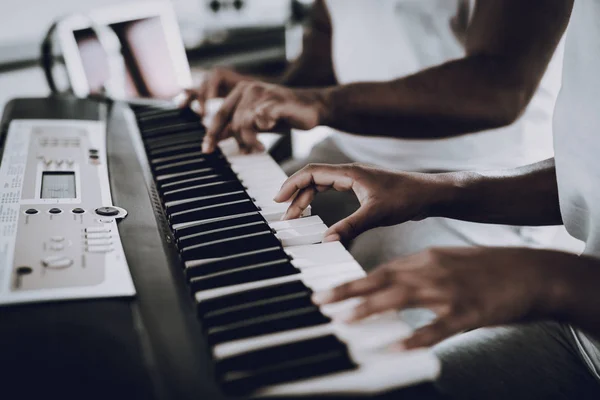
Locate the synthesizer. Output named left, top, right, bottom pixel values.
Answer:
left=0, top=96, right=440, bottom=400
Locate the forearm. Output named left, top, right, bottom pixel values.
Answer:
left=545, top=252, right=600, bottom=342
left=319, top=55, right=536, bottom=138
left=427, top=158, right=562, bottom=226
left=279, top=0, right=337, bottom=88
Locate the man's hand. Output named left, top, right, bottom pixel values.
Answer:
left=312, top=247, right=584, bottom=349
left=273, top=163, right=451, bottom=243
left=203, top=82, right=330, bottom=153
left=176, top=68, right=253, bottom=115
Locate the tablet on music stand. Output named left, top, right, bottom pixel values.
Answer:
left=56, top=1, right=192, bottom=101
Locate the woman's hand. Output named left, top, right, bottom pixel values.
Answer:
left=274, top=163, right=453, bottom=243
left=312, top=247, right=580, bottom=349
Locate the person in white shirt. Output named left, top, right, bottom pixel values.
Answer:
left=269, top=0, right=600, bottom=397
left=181, top=0, right=567, bottom=276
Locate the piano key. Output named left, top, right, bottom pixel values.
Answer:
left=162, top=180, right=245, bottom=203
left=174, top=212, right=265, bottom=240
left=151, top=150, right=210, bottom=166
left=141, top=121, right=203, bottom=137
left=178, top=221, right=272, bottom=250
left=165, top=191, right=249, bottom=215
left=148, top=142, right=203, bottom=157
left=159, top=173, right=237, bottom=193
left=186, top=246, right=289, bottom=278
left=216, top=335, right=354, bottom=396
left=194, top=262, right=365, bottom=304
left=285, top=241, right=355, bottom=267
left=189, top=259, right=300, bottom=292
left=168, top=199, right=258, bottom=225
left=274, top=222, right=327, bottom=247
left=144, top=132, right=203, bottom=151
left=156, top=168, right=219, bottom=186
left=135, top=107, right=192, bottom=121
left=203, top=291, right=314, bottom=331
left=207, top=305, right=330, bottom=345
left=180, top=231, right=282, bottom=261
left=270, top=215, right=325, bottom=231
left=153, top=158, right=228, bottom=176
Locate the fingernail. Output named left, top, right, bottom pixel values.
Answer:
left=323, top=234, right=340, bottom=243
left=311, top=291, right=334, bottom=305
left=388, top=342, right=406, bottom=352
left=334, top=308, right=357, bottom=323
left=172, top=92, right=187, bottom=107
left=190, top=99, right=203, bottom=115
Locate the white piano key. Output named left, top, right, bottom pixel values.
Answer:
left=269, top=215, right=324, bottom=231
left=275, top=223, right=327, bottom=247
left=285, top=241, right=354, bottom=267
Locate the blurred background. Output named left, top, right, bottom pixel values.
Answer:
left=0, top=0, right=308, bottom=103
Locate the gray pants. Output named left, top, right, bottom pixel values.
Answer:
left=282, top=137, right=600, bottom=398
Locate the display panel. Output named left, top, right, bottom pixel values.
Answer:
left=40, top=172, right=77, bottom=199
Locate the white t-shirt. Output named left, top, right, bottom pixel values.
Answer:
left=324, top=0, right=564, bottom=171
left=553, top=0, right=600, bottom=380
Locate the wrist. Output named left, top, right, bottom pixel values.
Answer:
left=315, top=86, right=336, bottom=127
left=425, top=171, right=475, bottom=219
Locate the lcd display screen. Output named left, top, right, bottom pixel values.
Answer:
left=41, top=172, right=77, bottom=199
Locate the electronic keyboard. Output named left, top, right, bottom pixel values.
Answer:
left=0, top=97, right=440, bottom=400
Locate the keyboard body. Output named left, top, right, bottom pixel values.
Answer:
left=0, top=97, right=441, bottom=400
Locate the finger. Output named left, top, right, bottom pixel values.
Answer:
left=312, top=268, right=389, bottom=305
left=338, top=286, right=410, bottom=323
left=282, top=186, right=317, bottom=220
left=402, top=317, right=465, bottom=349
left=325, top=205, right=378, bottom=243
left=273, top=164, right=354, bottom=203
left=254, top=101, right=278, bottom=131
left=204, top=85, right=244, bottom=153
left=173, top=89, right=194, bottom=108
left=190, top=79, right=209, bottom=115
left=268, top=102, right=317, bottom=130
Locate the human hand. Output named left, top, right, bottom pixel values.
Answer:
left=175, top=68, right=253, bottom=115
left=202, top=81, right=330, bottom=153
left=312, top=247, right=573, bottom=349
left=273, top=163, right=449, bottom=243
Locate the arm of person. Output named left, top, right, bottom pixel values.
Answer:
left=203, top=0, right=572, bottom=152
left=179, top=0, right=336, bottom=113
left=321, top=0, right=573, bottom=137
left=274, top=158, right=561, bottom=243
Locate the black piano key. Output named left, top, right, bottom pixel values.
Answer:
left=160, top=172, right=237, bottom=193
left=196, top=280, right=308, bottom=317
left=217, top=335, right=355, bottom=395
left=169, top=199, right=258, bottom=225
left=141, top=121, right=204, bottom=138
left=173, top=212, right=265, bottom=239
left=149, top=142, right=203, bottom=158
left=153, top=158, right=228, bottom=176
left=181, top=231, right=282, bottom=261
left=162, top=181, right=245, bottom=203
left=144, top=132, right=202, bottom=151
left=203, top=292, right=314, bottom=331
left=189, top=259, right=298, bottom=292
left=177, top=221, right=271, bottom=250
left=165, top=191, right=248, bottom=215
left=156, top=168, right=218, bottom=187
left=137, top=108, right=198, bottom=123
left=135, top=106, right=187, bottom=120
left=207, top=306, right=331, bottom=345
left=151, top=150, right=207, bottom=166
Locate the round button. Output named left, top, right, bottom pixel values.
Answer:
left=89, top=154, right=99, bottom=160
left=89, top=149, right=99, bottom=154
left=95, top=207, right=120, bottom=216
left=25, top=208, right=38, bottom=215
left=49, top=208, right=62, bottom=214
left=72, top=208, right=85, bottom=214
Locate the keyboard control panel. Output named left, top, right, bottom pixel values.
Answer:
left=0, top=119, right=135, bottom=305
